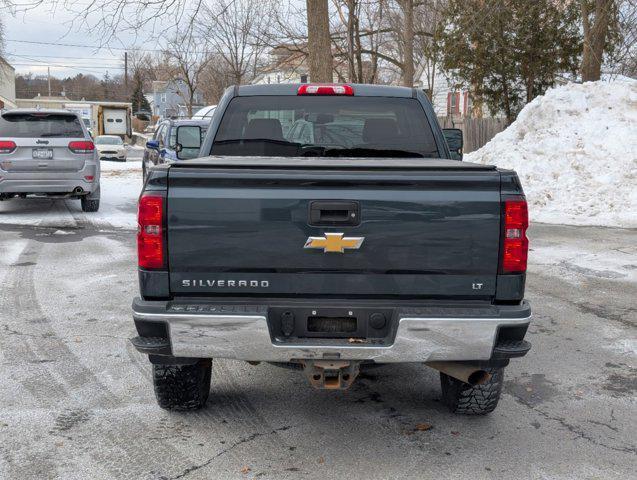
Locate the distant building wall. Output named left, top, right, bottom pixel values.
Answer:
left=0, top=56, right=17, bottom=109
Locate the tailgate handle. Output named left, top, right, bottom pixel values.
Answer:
left=309, top=201, right=360, bottom=226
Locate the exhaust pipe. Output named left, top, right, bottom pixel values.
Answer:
left=427, top=361, right=491, bottom=386
left=73, top=187, right=84, bottom=195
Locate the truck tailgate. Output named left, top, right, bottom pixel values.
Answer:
left=166, top=159, right=501, bottom=299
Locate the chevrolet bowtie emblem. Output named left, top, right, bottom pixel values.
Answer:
left=304, top=233, right=364, bottom=253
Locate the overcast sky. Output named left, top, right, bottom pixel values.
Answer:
left=3, top=3, right=168, bottom=78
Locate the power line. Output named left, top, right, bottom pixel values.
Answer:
left=11, top=62, right=124, bottom=71
left=10, top=54, right=125, bottom=75
left=5, top=38, right=163, bottom=53
left=5, top=52, right=125, bottom=62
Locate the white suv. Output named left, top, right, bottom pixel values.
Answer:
left=0, top=109, right=100, bottom=212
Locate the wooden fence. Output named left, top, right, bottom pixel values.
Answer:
left=437, top=117, right=508, bottom=153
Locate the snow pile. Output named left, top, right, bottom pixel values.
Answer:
left=466, top=80, right=637, bottom=228
left=97, top=160, right=143, bottom=229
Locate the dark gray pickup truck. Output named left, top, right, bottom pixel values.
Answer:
left=131, top=83, right=531, bottom=415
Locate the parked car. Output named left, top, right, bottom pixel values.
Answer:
left=0, top=109, right=100, bottom=212
left=142, top=119, right=209, bottom=180
left=191, top=105, right=217, bottom=120
left=131, top=83, right=531, bottom=413
left=94, top=135, right=127, bottom=161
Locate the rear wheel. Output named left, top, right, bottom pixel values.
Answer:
left=80, top=197, right=100, bottom=212
left=440, top=367, right=504, bottom=415
left=153, top=360, right=212, bottom=411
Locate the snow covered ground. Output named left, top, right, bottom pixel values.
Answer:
left=0, top=158, right=142, bottom=230
left=466, top=80, right=637, bottom=228
left=530, top=225, right=637, bottom=284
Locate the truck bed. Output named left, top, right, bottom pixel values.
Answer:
left=172, top=156, right=497, bottom=170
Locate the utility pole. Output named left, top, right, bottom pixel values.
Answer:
left=47, top=66, right=51, bottom=97
left=124, top=52, right=129, bottom=93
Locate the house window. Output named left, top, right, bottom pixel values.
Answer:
left=161, top=93, right=167, bottom=103
left=300, top=74, right=308, bottom=83
left=465, top=93, right=473, bottom=117
left=447, top=92, right=461, bottom=115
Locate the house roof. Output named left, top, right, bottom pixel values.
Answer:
left=32, top=95, right=71, bottom=101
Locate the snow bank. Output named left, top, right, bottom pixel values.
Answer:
left=95, top=160, right=143, bottom=229
left=466, top=80, right=637, bottom=228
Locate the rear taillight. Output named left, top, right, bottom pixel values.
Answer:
left=0, top=141, right=17, bottom=154
left=138, top=194, right=165, bottom=269
left=501, top=197, right=529, bottom=273
left=68, top=141, right=95, bottom=154
left=297, top=84, right=354, bottom=96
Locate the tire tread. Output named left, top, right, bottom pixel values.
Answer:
left=81, top=197, right=100, bottom=212
left=153, top=361, right=211, bottom=411
left=440, top=367, right=504, bottom=415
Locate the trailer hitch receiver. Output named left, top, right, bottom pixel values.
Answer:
left=301, top=360, right=360, bottom=390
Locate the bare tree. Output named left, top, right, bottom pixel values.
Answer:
left=268, top=0, right=440, bottom=86
left=608, top=0, right=637, bottom=77
left=163, top=29, right=212, bottom=116
left=126, top=50, right=168, bottom=91
left=53, top=0, right=204, bottom=47
left=330, top=0, right=387, bottom=83
left=199, top=0, right=272, bottom=85
left=398, top=0, right=415, bottom=86
left=306, top=0, right=334, bottom=81
left=199, top=57, right=234, bottom=103
left=581, top=0, right=617, bottom=81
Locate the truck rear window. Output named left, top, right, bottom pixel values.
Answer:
left=0, top=113, right=84, bottom=138
left=211, top=96, right=439, bottom=158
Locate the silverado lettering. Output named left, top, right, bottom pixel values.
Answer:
left=131, top=83, right=532, bottom=415
left=181, top=279, right=270, bottom=288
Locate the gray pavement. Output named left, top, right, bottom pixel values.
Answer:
left=0, top=200, right=635, bottom=480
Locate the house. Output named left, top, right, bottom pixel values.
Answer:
left=253, top=45, right=310, bottom=85
left=417, top=68, right=477, bottom=119
left=0, top=56, right=17, bottom=109
left=151, top=80, right=204, bottom=120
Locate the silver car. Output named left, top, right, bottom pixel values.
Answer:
left=0, top=109, right=100, bottom=212
left=95, top=135, right=127, bottom=161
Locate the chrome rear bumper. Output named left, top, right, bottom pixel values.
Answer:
left=132, top=300, right=531, bottom=363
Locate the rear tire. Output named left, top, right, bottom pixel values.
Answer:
left=80, top=197, right=100, bottom=212
left=440, top=367, right=504, bottom=415
left=153, top=360, right=212, bottom=411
